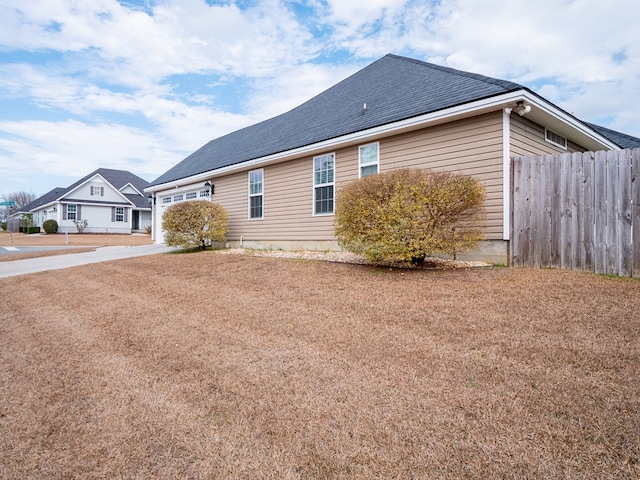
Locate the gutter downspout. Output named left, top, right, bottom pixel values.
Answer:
left=502, top=107, right=512, bottom=243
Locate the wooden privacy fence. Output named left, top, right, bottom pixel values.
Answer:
left=511, top=149, right=640, bottom=277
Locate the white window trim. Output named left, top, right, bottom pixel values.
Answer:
left=312, top=153, right=335, bottom=216
left=545, top=128, right=568, bottom=150
left=358, top=141, right=379, bottom=178
left=66, top=204, right=77, bottom=221
left=115, top=206, right=125, bottom=222
left=248, top=168, right=264, bottom=220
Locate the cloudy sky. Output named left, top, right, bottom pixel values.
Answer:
left=1, top=0, right=639, bottom=199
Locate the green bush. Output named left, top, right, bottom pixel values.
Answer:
left=26, top=226, right=41, bottom=234
left=334, top=168, right=486, bottom=264
left=1, top=222, right=6, bottom=231
left=43, top=219, right=58, bottom=234
left=162, top=200, right=228, bottom=250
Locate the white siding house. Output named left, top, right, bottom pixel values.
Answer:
left=17, top=168, right=152, bottom=234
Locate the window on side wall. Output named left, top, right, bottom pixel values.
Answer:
left=65, top=204, right=77, bottom=220
left=359, top=142, right=379, bottom=177
left=313, top=153, right=335, bottom=215
left=248, top=169, right=263, bottom=219
left=112, top=207, right=126, bottom=222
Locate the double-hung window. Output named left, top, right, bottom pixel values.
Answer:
left=90, top=186, right=104, bottom=196
left=313, top=153, right=335, bottom=215
left=111, top=206, right=127, bottom=222
left=65, top=204, right=77, bottom=220
left=359, top=142, right=379, bottom=177
left=248, top=169, right=263, bottom=219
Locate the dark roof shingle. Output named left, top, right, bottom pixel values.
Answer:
left=22, top=169, right=150, bottom=212
left=584, top=123, right=640, bottom=149
left=149, top=54, right=526, bottom=187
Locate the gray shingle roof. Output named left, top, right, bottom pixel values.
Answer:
left=67, top=168, right=150, bottom=195
left=19, top=187, right=67, bottom=212
left=584, top=123, right=640, bottom=149
left=149, top=54, right=527, bottom=187
left=124, top=193, right=152, bottom=209
left=22, top=168, right=151, bottom=212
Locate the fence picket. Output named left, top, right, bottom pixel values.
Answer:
left=510, top=156, right=525, bottom=266
left=560, top=153, right=573, bottom=269
left=572, top=152, right=583, bottom=271
left=593, top=151, right=608, bottom=274
left=606, top=150, right=619, bottom=275
left=633, top=149, right=640, bottom=278
left=582, top=153, right=595, bottom=272
left=618, top=150, right=632, bottom=277
left=549, top=155, right=562, bottom=268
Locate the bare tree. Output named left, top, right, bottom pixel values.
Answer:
left=3, top=191, right=37, bottom=209
left=1, top=191, right=38, bottom=224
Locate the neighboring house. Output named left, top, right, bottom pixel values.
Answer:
left=16, top=168, right=152, bottom=234
left=145, top=54, right=640, bottom=263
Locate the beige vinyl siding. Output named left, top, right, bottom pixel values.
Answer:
left=215, top=155, right=338, bottom=241
left=510, top=115, right=586, bottom=156
left=381, top=112, right=505, bottom=239
left=212, top=111, right=506, bottom=242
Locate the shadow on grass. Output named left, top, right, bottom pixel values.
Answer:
left=167, top=246, right=226, bottom=255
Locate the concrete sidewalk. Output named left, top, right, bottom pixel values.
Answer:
left=0, top=244, right=176, bottom=279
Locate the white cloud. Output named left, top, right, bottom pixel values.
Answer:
left=413, top=0, right=640, bottom=136
left=0, top=120, right=174, bottom=179
left=243, top=62, right=362, bottom=121
left=0, top=0, right=319, bottom=87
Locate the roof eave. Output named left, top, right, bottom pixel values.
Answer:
left=145, top=90, right=619, bottom=193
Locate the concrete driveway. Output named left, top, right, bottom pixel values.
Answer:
left=0, top=244, right=176, bottom=279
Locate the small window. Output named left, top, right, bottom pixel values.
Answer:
left=115, top=207, right=124, bottom=222
left=313, top=153, right=335, bottom=215
left=199, top=189, right=210, bottom=198
left=248, top=169, right=263, bottom=219
left=545, top=128, right=567, bottom=149
left=186, top=192, right=197, bottom=200
left=359, top=142, right=379, bottom=177
left=173, top=194, right=183, bottom=202
left=162, top=196, right=171, bottom=204
left=90, top=186, right=104, bottom=196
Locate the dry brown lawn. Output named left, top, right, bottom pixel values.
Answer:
left=0, top=232, right=152, bottom=262
left=0, top=251, right=638, bottom=479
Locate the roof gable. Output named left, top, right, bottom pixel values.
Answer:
left=149, top=54, right=526, bottom=187
left=24, top=169, right=150, bottom=213
left=66, top=168, right=150, bottom=194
